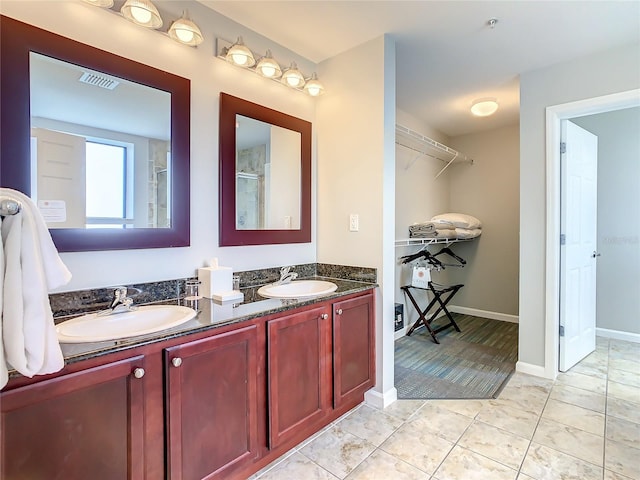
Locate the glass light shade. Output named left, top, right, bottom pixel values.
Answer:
left=282, top=62, right=305, bottom=88
left=304, top=73, right=324, bottom=96
left=121, top=0, right=163, bottom=29
left=471, top=98, right=499, bottom=117
left=226, top=37, right=255, bottom=67
left=81, top=0, right=114, bottom=7
left=256, top=50, right=282, bottom=78
left=169, top=13, right=204, bottom=46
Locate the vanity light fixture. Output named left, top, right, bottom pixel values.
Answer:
left=256, top=50, right=282, bottom=79
left=471, top=98, right=499, bottom=117
left=216, top=38, right=325, bottom=96
left=304, top=73, right=324, bottom=97
left=121, top=0, right=163, bottom=29
left=81, top=0, right=114, bottom=7
left=226, top=37, right=256, bottom=67
left=168, top=10, right=203, bottom=46
left=282, top=62, right=305, bottom=88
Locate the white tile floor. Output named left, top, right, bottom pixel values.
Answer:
left=250, top=336, right=640, bottom=480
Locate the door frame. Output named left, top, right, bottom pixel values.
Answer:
left=544, top=88, right=640, bottom=379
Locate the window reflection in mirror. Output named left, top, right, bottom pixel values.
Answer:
left=235, top=115, right=301, bottom=230
left=29, top=52, right=171, bottom=229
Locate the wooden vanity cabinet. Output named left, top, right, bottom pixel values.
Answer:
left=164, top=324, right=261, bottom=480
left=332, top=293, right=375, bottom=408
left=266, top=305, right=332, bottom=449
left=0, top=288, right=375, bottom=480
left=0, top=355, right=147, bottom=480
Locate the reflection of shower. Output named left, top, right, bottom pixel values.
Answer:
left=236, top=172, right=264, bottom=229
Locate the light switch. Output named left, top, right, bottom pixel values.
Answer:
left=349, top=214, right=359, bottom=232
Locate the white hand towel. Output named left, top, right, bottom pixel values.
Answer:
left=0, top=228, right=7, bottom=388
left=0, top=188, right=72, bottom=387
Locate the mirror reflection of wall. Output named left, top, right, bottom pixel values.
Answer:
left=235, top=115, right=301, bottom=230
left=29, top=52, right=171, bottom=229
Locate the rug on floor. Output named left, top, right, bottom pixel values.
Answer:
left=394, top=314, right=518, bottom=399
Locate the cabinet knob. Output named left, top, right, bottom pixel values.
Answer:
left=320, top=313, right=329, bottom=320
left=133, top=368, right=145, bottom=379
left=172, top=357, right=183, bottom=368
left=336, top=308, right=343, bottom=315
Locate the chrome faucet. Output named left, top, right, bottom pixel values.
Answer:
left=99, top=286, right=137, bottom=316
left=276, top=266, right=298, bottom=285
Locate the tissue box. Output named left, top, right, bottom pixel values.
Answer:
left=198, top=266, right=232, bottom=299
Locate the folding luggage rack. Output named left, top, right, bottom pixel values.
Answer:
left=399, top=246, right=466, bottom=344
left=401, top=282, right=463, bottom=344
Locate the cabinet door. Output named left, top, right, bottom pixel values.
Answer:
left=1, top=355, right=146, bottom=480
left=333, top=293, right=375, bottom=408
left=267, top=306, right=330, bottom=449
left=165, top=324, right=259, bottom=480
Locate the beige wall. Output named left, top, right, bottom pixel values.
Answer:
left=519, top=43, right=640, bottom=368
left=317, top=36, right=397, bottom=402
left=448, top=124, right=520, bottom=316
left=1, top=1, right=318, bottom=290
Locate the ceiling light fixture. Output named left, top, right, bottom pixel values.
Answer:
left=226, top=37, right=256, bottom=67
left=304, top=73, right=324, bottom=97
left=121, top=0, right=163, bottom=29
left=282, top=62, right=305, bottom=88
left=81, top=0, right=114, bottom=7
left=256, top=50, right=282, bottom=79
left=168, top=10, right=203, bottom=46
left=471, top=98, right=499, bottom=117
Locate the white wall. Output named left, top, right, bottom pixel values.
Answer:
left=519, top=43, right=640, bottom=367
left=316, top=36, right=397, bottom=405
left=572, top=107, right=640, bottom=335
left=448, top=124, right=520, bottom=317
left=394, top=110, right=452, bottom=330
left=1, top=1, right=318, bottom=291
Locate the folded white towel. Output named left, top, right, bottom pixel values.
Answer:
left=431, top=213, right=482, bottom=230
left=0, top=188, right=72, bottom=387
left=455, top=227, right=482, bottom=239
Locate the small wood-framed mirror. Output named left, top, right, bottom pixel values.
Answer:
left=0, top=16, right=190, bottom=252
left=219, top=93, right=311, bottom=246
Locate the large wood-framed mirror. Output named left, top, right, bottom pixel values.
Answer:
left=219, top=93, right=311, bottom=246
left=0, top=15, right=190, bottom=252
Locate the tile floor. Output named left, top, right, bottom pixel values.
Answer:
left=249, top=336, right=639, bottom=480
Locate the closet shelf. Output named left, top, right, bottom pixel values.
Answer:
left=395, top=237, right=472, bottom=248
left=395, top=124, right=474, bottom=179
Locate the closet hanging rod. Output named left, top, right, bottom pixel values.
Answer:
left=0, top=197, right=22, bottom=216
left=395, top=124, right=474, bottom=179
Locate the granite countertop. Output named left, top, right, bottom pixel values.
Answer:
left=57, top=276, right=376, bottom=366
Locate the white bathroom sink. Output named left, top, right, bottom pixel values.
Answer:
left=56, top=305, right=197, bottom=343
left=257, top=280, right=338, bottom=299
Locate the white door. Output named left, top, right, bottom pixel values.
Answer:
left=559, top=120, right=598, bottom=372
left=31, top=127, right=86, bottom=228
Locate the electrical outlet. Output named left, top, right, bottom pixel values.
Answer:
left=349, top=214, right=359, bottom=232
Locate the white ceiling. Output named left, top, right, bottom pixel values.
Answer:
left=198, top=1, right=640, bottom=137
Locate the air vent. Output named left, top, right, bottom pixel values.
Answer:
left=78, top=71, right=120, bottom=90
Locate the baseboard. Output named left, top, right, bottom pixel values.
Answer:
left=596, top=328, right=640, bottom=343
left=394, top=327, right=407, bottom=341
left=449, top=306, right=519, bottom=324
left=364, top=387, right=397, bottom=409
left=516, top=361, right=553, bottom=379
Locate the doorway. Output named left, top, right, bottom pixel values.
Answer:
left=544, top=88, right=640, bottom=378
